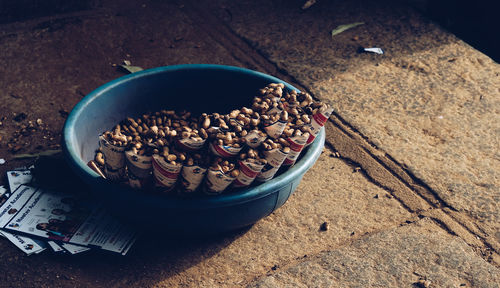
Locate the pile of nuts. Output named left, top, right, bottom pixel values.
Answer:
left=90, top=83, right=333, bottom=195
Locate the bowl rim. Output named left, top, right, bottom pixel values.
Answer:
left=63, top=64, right=325, bottom=208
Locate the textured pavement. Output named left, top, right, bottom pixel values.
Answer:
left=0, top=0, right=498, bottom=287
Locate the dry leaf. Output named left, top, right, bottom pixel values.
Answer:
left=331, top=22, right=364, bottom=37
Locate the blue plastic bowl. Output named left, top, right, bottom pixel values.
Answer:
left=63, top=64, right=325, bottom=235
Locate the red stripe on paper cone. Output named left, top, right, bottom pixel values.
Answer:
left=306, top=133, right=316, bottom=144
left=313, top=112, right=328, bottom=126
left=287, top=138, right=304, bottom=152
left=211, top=142, right=234, bottom=158
left=238, top=161, right=260, bottom=178
left=152, top=157, right=180, bottom=179
left=232, top=179, right=245, bottom=187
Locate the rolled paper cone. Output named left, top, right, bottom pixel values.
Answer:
left=209, top=141, right=243, bottom=158
left=243, top=129, right=267, bottom=148
left=99, top=135, right=126, bottom=180
left=125, top=150, right=152, bottom=189
left=204, top=168, right=236, bottom=195
left=282, top=133, right=309, bottom=166
left=304, top=105, right=333, bottom=146
left=175, top=137, right=206, bottom=151
left=87, top=160, right=106, bottom=179
left=256, top=148, right=289, bottom=182
left=151, top=154, right=182, bottom=191
left=179, top=164, right=207, bottom=193
left=127, top=173, right=143, bottom=189
left=256, top=165, right=280, bottom=182
left=266, top=105, right=282, bottom=116
left=263, top=119, right=287, bottom=139
left=232, top=159, right=266, bottom=188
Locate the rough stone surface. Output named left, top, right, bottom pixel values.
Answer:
left=150, top=148, right=412, bottom=287
left=248, top=218, right=500, bottom=288
left=212, top=0, right=500, bottom=243
left=0, top=0, right=498, bottom=287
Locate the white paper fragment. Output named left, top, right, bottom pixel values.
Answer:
left=361, top=47, right=384, bottom=54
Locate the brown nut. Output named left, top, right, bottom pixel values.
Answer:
left=199, top=128, right=208, bottom=139
left=167, top=154, right=177, bottom=162
left=301, top=114, right=310, bottom=123
left=202, top=117, right=211, bottom=129
left=95, top=152, right=105, bottom=166
left=280, top=110, right=289, bottom=122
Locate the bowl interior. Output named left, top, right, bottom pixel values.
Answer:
left=66, top=65, right=292, bottom=166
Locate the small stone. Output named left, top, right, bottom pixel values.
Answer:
left=271, top=265, right=278, bottom=271
left=13, top=112, right=27, bottom=122
left=416, top=279, right=431, bottom=288
left=58, top=109, right=69, bottom=118
left=374, top=194, right=379, bottom=199
left=319, top=222, right=329, bottom=231
left=10, top=145, right=22, bottom=153
left=350, top=231, right=355, bottom=236
left=0, top=159, right=5, bottom=165
left=36, top=118, right=43, bottom=126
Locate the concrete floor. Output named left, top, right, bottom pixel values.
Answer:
left=0, top=0, right=499, bottom=287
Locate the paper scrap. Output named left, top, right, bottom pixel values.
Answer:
left=48, top=241, right=65, bottom=253
left=6, top=169, right=33, bottom=194
left=120, top=60, right=143, bottom=74
left=301, top=0, right=317, bottom=10
left=62, top=243, right=91, bottom=255
left=331, top=22, right=364, bottom=37
left=358, top=47, right=384, bottom=54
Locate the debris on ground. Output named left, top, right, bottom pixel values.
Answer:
left=331, top=22, right=364, bottom=37
left=301, top=0, right=317, bottom=10
left=12, top=149, right=61, bottom=159
left=120, top=60, right=144, bottom=74
left=357, top=47, right=384, bottom=54
left=58, top=109, right=69, bottom=118
left=13, top=113, right=27, bottom=122
left=319, top=221, right=329, bottom=231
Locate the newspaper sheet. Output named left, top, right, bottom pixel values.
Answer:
left=0, top=184, right=136, bottom=255
left=7, top=169, right=33, bottom=194
left=61, top=243, right=91, bottom=254
left=0, top=185, right=46, bottom=255
left=47, top=241, right=65, bottom=253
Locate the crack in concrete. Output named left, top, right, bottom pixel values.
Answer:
left=181, top=0, right=499, bottom=267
